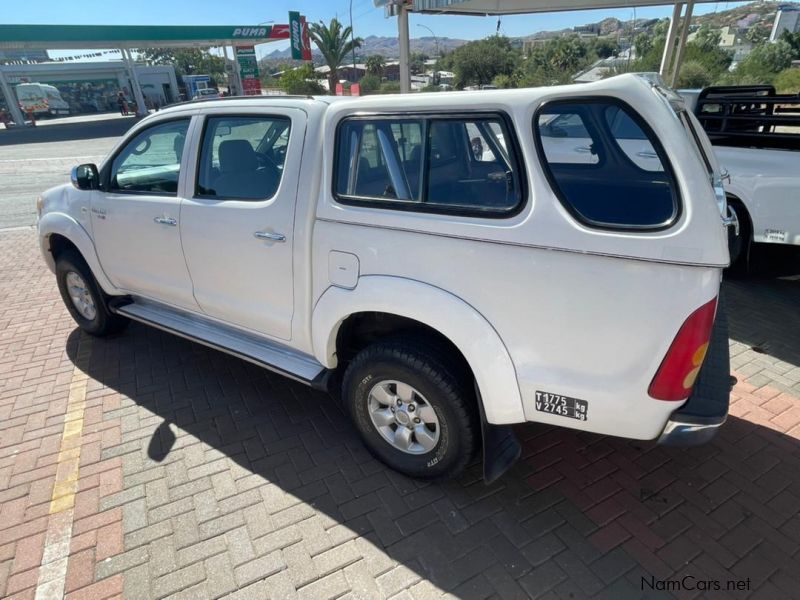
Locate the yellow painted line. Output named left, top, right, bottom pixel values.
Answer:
left=35, top=338, right=91, bottom=600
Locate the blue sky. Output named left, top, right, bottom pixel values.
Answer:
left=7, top=0, right=751, bottom=60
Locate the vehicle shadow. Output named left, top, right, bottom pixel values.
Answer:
left=66, top=320, right=800, bottom=597
left=724, top=246, right=800, bottom=373
left=0, top=116, right=139, bottom=146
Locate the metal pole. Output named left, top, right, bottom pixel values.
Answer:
left=0, top=68, right=27, bottom=127
left=669, top=0, right=695, bottom=87
left=398, top=3, right=411, bottom=93
left=122, top=48, right=148, bottom=116
left=417, top=23, right=439, bottom=58
left=350, top=0, right=358, bottom=85
left=659, top=2, right=683, bottom=79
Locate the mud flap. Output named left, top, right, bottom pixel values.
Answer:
left=475, top=382, right=521, bottom=484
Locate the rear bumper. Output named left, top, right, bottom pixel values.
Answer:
left=658, top=413, right=726, bottom=446
left=658, top=291, right=731, bottom=447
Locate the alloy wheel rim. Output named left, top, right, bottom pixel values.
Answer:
left=367, top=379, right=440, bottom=455
left=65, top=271, right=97, bottom=321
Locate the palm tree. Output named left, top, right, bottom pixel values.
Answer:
left=309, top=18, right=363, bottom=94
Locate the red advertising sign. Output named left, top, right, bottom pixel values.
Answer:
left=300, top=16, right=312, bottom=61
left=335, top=83, right=344, bottom=96
left=350, top=83, right=361, bottom=97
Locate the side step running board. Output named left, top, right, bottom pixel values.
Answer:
left=115, top=300, right=330, bottom=390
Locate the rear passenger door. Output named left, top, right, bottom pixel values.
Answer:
left=179, top=109, right=305, bottom=340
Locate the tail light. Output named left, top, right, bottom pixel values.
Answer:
left=648, top=297, right=718, bottom=401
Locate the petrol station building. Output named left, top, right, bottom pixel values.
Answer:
left=0, top=18, right=311, bottom=126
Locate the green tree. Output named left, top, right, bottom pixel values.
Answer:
left=522, top=35, right=592, bottom=86
left=735, top=40, right=793, bottom=81
left=676, top=60, right=713, bottom=88
left=445, top=36, right=519, bottom=88
left=409, top=52, right=429, bottom=75
left=774, top=68, right=800, bottom=93
left=591, top=37, right=618, bottom=59
left=309, top=18, right=363, bottom=94
left=279, top=64, right=325, bottom=95
left=140, top=48, right=225, bottom=81
left=359, top=73, right=381, bottom=93
left=634, top=32, right=653, bottom=60
left=365, top=55, right=385, bottom=77
left=779, top=30, right=800, bottom=58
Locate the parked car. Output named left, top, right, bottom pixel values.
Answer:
left=192, top=88, right=221, bottom=100
left=681, top=85, right=800, bottom=266
left=16, top=83, right=70, bottom=117
left=37, top=74, right=732, bottom=481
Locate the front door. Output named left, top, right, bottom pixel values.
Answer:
left=179, top=110, right=303, bottom=340
left=92, top=117, right=198, bottom=310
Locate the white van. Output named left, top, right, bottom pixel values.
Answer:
left=16, top=83, right=70, bottom=117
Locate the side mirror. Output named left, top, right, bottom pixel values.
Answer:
left=71, top=163, right=99, bottom=191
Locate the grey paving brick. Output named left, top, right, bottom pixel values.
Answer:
left=176, top=535, right=227, bottom=567
left=149, top=496, right=193, bottom=523
left=198, top=510, right=246, bottom=539
left=204, top=552, right=238, bottom=599
left=312, top=539, right=363, bottom=579
left=152, top=561, right=207, bottom=599
left=172, top=511, right=202, bottom=549
left=121, top=563, right=152, bottom=600
left=123, top=497, right=149, bottom=533
left=149, top=536, right=178, bottom=578
left=243, top=502, right=274, bottom=539
left=125, top=519, right=173, bottom=551
left=282, top=540, right=319, bottom=588
left=99, top=484, right=145, bottom=511
left=211, top=470, right=237, bottom=499
left=297, top=570, right=350, bottom=600
left=254, top=525, right=304, bottom=556
left=376, top=565, right=422, bottom=598
left=95, top=546, right=149, bottom=579
left=226, top=525, right=257, bottom=567
left=344, top=560, right=381, bottom=600
left=234, top=550, right=287, bottom=587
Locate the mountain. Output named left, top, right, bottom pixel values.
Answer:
left=263, top=34, right=468, bottom=60
left=262, top=1, right=799, bottom=63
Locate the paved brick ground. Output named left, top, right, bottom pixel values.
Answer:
left=1, top=228, right=799, bottom=599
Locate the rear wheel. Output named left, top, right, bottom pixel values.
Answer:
left=55, top=250, right=128, bottom=336
left=342, top=338, right=479, bottom=480
left=726, top=198, right=751, bottom=270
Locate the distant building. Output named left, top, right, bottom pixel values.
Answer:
left=770, top=7, right=800, bottom=41
left=0, top=61, right=179, bottom=113
left=0, top=49, right=49, bottom=64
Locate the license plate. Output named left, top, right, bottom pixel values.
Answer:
left=534, top=391, right=588, bottom=421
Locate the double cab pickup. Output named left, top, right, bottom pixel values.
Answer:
left=38, top=73, right=732, bottom=481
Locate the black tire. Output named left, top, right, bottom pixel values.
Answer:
left=55, top=250, right=128, bottom=336
left=726, top=198, right=751, bottom=270
left=341, top=338, right=479, bottom=480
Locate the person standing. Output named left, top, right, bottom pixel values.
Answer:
left=116, top=91, right=128, bottom=116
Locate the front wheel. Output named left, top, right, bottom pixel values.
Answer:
left=55, top=250, right=128, bottom=336
left=341, top=338, right=479, bottom=480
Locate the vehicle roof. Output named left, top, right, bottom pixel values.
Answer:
left=155, top=73, right=659, bottom=117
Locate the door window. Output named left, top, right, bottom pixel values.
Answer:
left=110, top=119, right=190, bottom=195
left=335, top=114, right=524, bottom=216
left=535, top=100, right=680, bottom=230
left=196, top=116, right=291, bottom=201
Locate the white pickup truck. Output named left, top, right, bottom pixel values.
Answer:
left=37, top=74, right=732, bottom=481
left=681, top=85, right=800, bottom=266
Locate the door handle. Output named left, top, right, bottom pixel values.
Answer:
left=154, top=216, right=177, bottom=226
left=636, top=150, right=658, bottom=159
left=253, top=231, right=286, bottom=242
